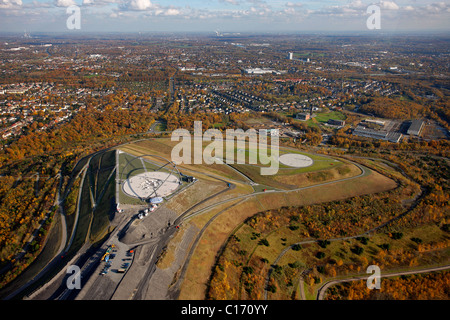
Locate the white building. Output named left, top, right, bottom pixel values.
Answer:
left=244, top=68, right=275, bottom=75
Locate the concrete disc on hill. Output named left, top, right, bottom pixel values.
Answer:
left=123, top=171, right=180, bottom=199
left=279, top=153, right=314, bottom=168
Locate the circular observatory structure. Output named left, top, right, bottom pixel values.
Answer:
left=121, top=154, right=182, bottom=202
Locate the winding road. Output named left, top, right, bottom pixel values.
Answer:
left=316, top=264, right=450, bottom=300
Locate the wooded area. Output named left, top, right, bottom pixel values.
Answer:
left=325, top=271, right=450, bottom=300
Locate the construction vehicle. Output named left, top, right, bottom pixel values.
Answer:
left=101, top=245, right=116, bottom=261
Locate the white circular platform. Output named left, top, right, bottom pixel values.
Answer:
left=123, top=171, right=180, bottom=199
left=279, top=153, right=314, bottom=168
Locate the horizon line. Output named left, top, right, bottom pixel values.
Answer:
left=1, top=30, right=449, bottom=37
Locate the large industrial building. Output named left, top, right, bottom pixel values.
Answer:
left=407, top=120, right=425, bottom=136
left=244, top=68, right=276, bottom=75
left=353, top=125, right=403, bottom=143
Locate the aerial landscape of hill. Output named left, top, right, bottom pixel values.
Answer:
left=0, top=0, right=448, bottom=317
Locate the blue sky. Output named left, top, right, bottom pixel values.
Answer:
left=0, top=0, right=449, bottom=33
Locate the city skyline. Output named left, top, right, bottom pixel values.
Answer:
left=0, top=0, right=449, bottom=33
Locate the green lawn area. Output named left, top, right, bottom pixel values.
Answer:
left=64, top=150, right=119, bottom=251
left=155, top=122, right=167, bottom=132
left=118, top=152, right=149, bottom=180
left=310, top=111, right=346, bottom=124
left=66, top=171, right=92, bottom=257
left=90, top=174, right=115, bottom=242
left=95, top=151, right=116, bottom=199
left=213, top=122, right=226, bottom=129
left=223, top=145, right=347, bottom=190
left=231, top=147, right=342, bottom=173
left=118, top=140, right=350, bottom=194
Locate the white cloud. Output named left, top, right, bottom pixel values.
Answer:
left=0, top=0, right=22, bottom=9
left=116, top=0, right=187, bottom=17
left=424, top=2, right=449, bottom=14
left=165, top=8, right=180, bottom=16
left=54, top=0, right=76, bottom=7
left=1, top=0, right=448, bottom=32
left=82, top=0, right=121, bottom=6
left=126, top=0, right=155, bottom=11
left=379, top=1, right=400, bottom=10
left=397, top=1, right=450, bottom=16
left=286, top=2, right=303, bottom=9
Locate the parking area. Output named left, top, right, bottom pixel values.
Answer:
left=76, top=202, right=178, bottom=300
left=98, top=241, right=134, bottom=283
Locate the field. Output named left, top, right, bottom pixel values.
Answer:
left=178, top=166, right=398, bottom=299
left=61, top=150, right=118, bottom=259
left=204, top=151, right=450, bottom=301
left=313, top=111, right=346, bottom=123
left=117, top=138, right=365, bottom=195
left=302, top=111, right=346, bottom=128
